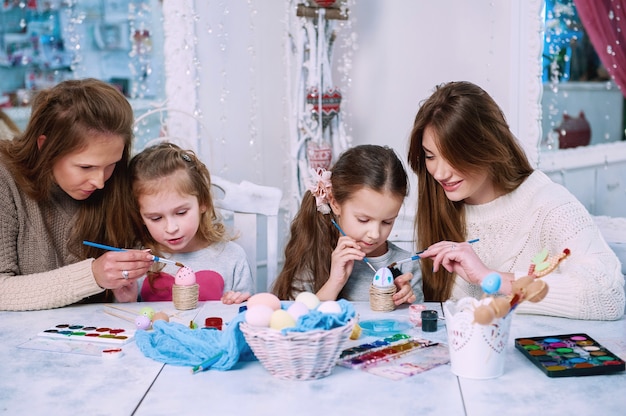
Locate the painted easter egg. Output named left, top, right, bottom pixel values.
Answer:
left=372, top=267, right=394, bottom=287
left=135, top=315, right=152, bottom=330
left=473, top=304, right=495, bottom=325
left=490, top=297, right=511, bottom=318
left=481, top=272, right=502, bottom=295
left=139, top=306, right=155, bottom=319
left=175, top=266, right=196, bottom=286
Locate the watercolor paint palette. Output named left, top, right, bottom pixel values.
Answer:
left=515, top=333, right=625, bottom=377
left=337, top=333, right=442, bottom=370
left=38, top=324, right=135, bottom=345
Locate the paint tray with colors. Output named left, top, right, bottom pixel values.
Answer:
left=38, top=324, right=135, bottom=345
left=515, top=333, right=625, bottom=377
left=337, top=333, right=439, bottom=369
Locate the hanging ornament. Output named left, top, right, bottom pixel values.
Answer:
left=288, top=0, right=353, bottom=205
left=307, top=139, right=333, bottom=170
left=306, top=86, right=342, bottom=128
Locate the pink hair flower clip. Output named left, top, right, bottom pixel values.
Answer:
left=307, top=167, right=332, bottom=214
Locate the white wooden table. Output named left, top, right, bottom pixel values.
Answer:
left=1, top=301, right=624, bottom=415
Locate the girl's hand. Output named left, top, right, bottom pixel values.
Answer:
left=112, top=281, right=139, bottom=303
left=91, top=250, right=154, bottom=290
left=420, top=240, right=491, bottom=286
left=222, top=291, right=250, bottom=304
left=392, top=272, right=417, bottom=305
left=317, top=235, right=366, bottom=300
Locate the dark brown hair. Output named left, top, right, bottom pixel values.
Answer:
left=272, top=144, right=408, bottom=300
left=407, top=81, right=533, bottom=301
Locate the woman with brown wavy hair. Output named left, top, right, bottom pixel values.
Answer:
left=408, top=81, right=624, bottom=320
left=0, top=79, right=153, bottom=311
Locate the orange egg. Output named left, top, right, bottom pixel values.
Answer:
left=525, top=279, right=549, bottom=302
left=152, top=311, right=170, bottom=322
left=490, top=297, right=511, bottom=318
left=473, top=304, right=495, bottom=325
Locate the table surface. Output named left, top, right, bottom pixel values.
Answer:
left=1, top=301, right=625, bottom=416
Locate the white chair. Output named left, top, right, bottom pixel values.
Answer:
left=211, top=175, right=283, bottom=294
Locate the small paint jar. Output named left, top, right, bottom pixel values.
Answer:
left=409, top=304, right=427, bottom=326
left=421, top=310, right=438, bottom=332
left=204, top=317, right=223, bottom=330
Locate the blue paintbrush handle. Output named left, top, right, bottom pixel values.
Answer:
left=83, top=241, right=182, bottom=267
left=83, top=241, right=126, bottom=252
left=394, top=238, right=481, bottom=266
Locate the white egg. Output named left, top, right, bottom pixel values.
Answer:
left=372, top=267, right=394, bottom=287
left=317, top=300, right=342, bottom=314
left=295, top=291, right=320, bottom=310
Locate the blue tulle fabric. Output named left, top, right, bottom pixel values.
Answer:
left=135, top=299, right=355, bottom=370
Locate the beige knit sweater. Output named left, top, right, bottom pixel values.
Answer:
left=452, top=170, right=625, bottom=320
left=0, top=159, right=104, bottom=311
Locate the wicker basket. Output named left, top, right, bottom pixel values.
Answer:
left=240, top=319, right=355, bottom=380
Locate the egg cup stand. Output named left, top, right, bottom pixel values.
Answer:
left=172, top=283, right=199, bottom=310
left=369, top=284, right=397, bottom=312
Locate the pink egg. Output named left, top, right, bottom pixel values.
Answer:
left=135, top=315, right=152, bottom=330
left=175, top=266, right=196, bottom=286
left=245, top=305, right=274, bottom=327
left=287, top=301, right=309, bottom=321
left=247, top=292, right=281, bottom=311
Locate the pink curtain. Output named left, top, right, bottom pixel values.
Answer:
left=574, top=0, right=626, bottom=96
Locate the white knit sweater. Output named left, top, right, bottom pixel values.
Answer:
left=453, top=170, right=625, bottom=320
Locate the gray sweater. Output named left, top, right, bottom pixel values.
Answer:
left=0, top=159, right=104, bottom=311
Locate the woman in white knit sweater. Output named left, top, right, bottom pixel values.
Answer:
left=407, top=81, right=624, bottom=320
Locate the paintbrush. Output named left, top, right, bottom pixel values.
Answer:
left=388, top=238, right=480, bottom=268
left=330, top=219, right=378, bottom=273
left=82, top=241, right=185, bottom=268
left=192, top=351, right=224, bottom=374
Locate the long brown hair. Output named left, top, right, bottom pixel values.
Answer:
left=129, top=141, right=227, bottom=252
left=0, top=109, right=20, bottom=138
left=272, top=144, right=408, bottom=300
left=407, top=81, right=533, bottom=301
left=0, top=78, right=136, bottom=258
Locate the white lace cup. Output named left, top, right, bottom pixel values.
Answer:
left=443, top=298, right=513, bottom=379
